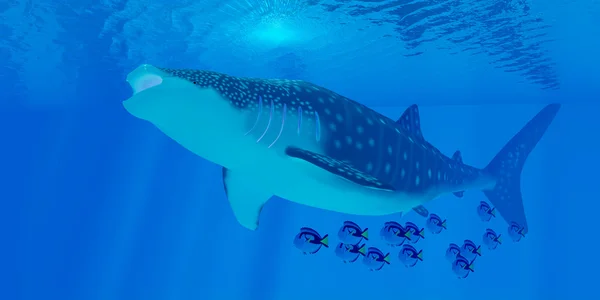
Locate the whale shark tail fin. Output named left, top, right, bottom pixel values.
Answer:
left=482, top=104, right=561, bottom=234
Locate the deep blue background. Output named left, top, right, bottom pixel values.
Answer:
left=1, top=1, right=597, bottom=299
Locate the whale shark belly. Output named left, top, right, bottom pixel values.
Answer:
left=231, top=136, right=424, bottom=216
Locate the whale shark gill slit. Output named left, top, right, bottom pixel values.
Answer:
left=268, top=103, right=287, bottom=149
left=297, top=106, right=302, bottom=135
left=315, top=111, right=321, bottom=142
left=245, top=96, right=263, bottom=136
left=256, top=99, right=274, bottom=143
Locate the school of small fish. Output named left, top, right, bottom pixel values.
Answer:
left=293, top=199, right=527, bottom=278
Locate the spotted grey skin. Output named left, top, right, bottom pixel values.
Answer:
left=125, top=65, right=561, bottom=233
left=157, top=67, right=330, bottom=121
left=158, top=68, right=482, bottom=197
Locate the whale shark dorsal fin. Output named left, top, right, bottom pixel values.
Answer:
left=285, top=147, right=396, bottom=191
left=396, top=104, right=424, bottom=140
left=452, top=150, right=463, bottom=163
left=222, top=167, right=272, bottom=230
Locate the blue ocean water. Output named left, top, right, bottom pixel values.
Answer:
left=1, top=0, right=598, bottom=299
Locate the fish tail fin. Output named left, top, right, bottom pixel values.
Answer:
left=405, top=230, right=412, bottom=239
left=383, top=253, right=391, bottom=264
left=358, top=244, right=367, bottom=255
left=497, top=234, right=503, bottom=244
left=482, top=104, right=560, bottom=235
left=417, top=250, right=423, bottom=261
left=361, top=228, right=369, bottom=240
left=441, top=220, right=447, bottom=229
left=468, top=260, right=475, bottom=272
left=320, top=234, right=329, bottom=247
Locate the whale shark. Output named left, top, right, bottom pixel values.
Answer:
left=122, top=64, right=560, bottom=233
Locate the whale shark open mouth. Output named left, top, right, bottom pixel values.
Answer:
left=132, top=74, right=163, bottom=94
left=126, top=64, right=164, bottom=96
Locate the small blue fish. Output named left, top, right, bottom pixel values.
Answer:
left=445, top=243, right=461, bottom=263
left=362, top=247, right=391, bottom=271
left=293, top=227, right=329, bottom=254
left=398, top=244, right=423, bottom=268
left=508, top=221, right=526, bottom=242
left=452, top=254, right=475, bottom=279
left=335, top=242, right=367, bottom=263
left=405, top=221, right=425, bottom=243
left=477, top=201, right=496, bottom=222
left=460, top=239, right=482, bottom=261
left=338, top=221, right=369, bottom=244
left=380, top=221, right=412, bottom=246
left=426, top=213, right=447, bottom=234
left=482, top=228, right=502, bottom=250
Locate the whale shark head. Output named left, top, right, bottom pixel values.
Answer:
left=122, top=64, right=248, bottom=167
left=123, top=64, right=227, bottom=124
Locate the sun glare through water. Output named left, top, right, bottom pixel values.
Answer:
left=212, top=0, right=324, bottom=51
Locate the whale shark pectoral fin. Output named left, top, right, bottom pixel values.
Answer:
left=285, top=146, right=396, bottom=191
left=412, top=205, right=429, bottom=217
left=222, top=168, right=272, bottom=231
